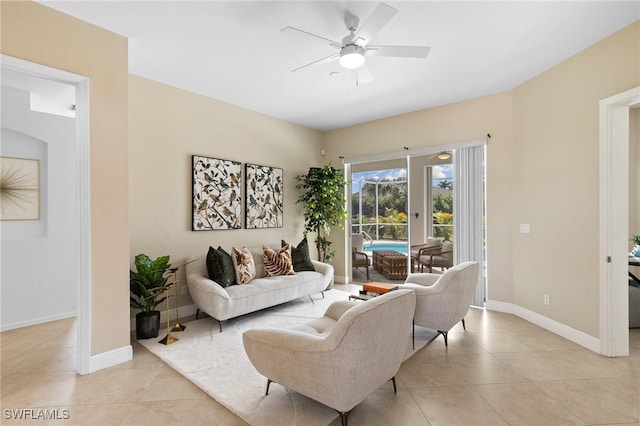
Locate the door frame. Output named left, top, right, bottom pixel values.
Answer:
left=1, top=55, right=92, bottom=373
left=599, top=86, right=639, bottom=357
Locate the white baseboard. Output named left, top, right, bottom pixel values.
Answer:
left=88, top=345, right=132, bottom=374
left=1, top=311, right=77, bottom=332
left=485, top=300, right=514, bottom=313
left=334, top=275, right=348, bottom=284
left=486, top=299, right=600, bottom=353
left=130, top=304, right=198, bottom=331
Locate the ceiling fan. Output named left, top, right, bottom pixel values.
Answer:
left=281, top=2, right=430, bottom=84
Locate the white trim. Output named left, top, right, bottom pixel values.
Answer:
left=1, top=55, right=87, bottom=85
left=334, top=274, right=348, bottom=284
left=75, top=79, right=91, bottom=375
left=343, top=138, right=487, bottom=164
left=1, top=55, right=92, bottom=374
left=599, top=86, right=639, bottom=357
left=0, top=311, right=76, bottom=332
left=405, top=154, right=411, bottom=275
left=485, top=299, right=513, bottom=313
left=486, top=300, right=600, bottom=353
left=88, top=345, right=132, bottom=373
left=130, top=304, right=198, bottom=332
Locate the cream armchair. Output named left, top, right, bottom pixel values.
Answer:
left=242, top=289, right=416, bottom=426
left=397, top=261, right=479, bottom=347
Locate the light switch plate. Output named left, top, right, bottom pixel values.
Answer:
left=520, top=224, right=531, bottom=234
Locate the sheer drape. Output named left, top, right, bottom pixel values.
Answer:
left=453, top=144, right=485, bottom=307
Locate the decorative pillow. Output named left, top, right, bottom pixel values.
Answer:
left=263, top=244, right=296, bottom=277
left=206, top=246, right=236, bottom=287
left=232, top=247, right=256, bottom=284
left=282, top=238, right=315, bottom=272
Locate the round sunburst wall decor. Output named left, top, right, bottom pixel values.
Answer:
left=0, top=156, right=40, bottom=221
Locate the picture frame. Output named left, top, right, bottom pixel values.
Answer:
left=245, top=163, right=283, bottom=229
left=0, top=156, right=40, bottom=221
left=192, top=155, right=242, bottom=231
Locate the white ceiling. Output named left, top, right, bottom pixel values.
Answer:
left=39, top=1, right=639, bottom=131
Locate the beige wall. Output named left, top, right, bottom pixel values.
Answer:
left=326, top=21, right=639, bottom=338
left=1, top=1, right=130, bottom=355
left=512, top=21, right=639, bottom=336
left=324, top=91, right=515, bottom=303
left=129, top=75, right=324, bottom=312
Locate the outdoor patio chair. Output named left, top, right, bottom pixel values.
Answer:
left=352, top=233, right=370, bottom=279
left=418, top=240, right=453, bottom=272
left=410, top=237, right=442, bottom=271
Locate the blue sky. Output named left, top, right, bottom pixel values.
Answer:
left=352, top=166, right=452, bottom=193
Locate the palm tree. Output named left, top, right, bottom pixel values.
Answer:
left=437, top=179, right=452, bottom=190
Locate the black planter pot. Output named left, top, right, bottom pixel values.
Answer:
left=136, top=311, right=161, bottom=339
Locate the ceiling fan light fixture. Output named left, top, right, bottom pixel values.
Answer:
left=339, top=45, right=365, bottom=69
left=437, top=151, right=451, bottom=160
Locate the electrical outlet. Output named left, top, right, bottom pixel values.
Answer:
left=544, top=294, right=550, bottom=306
left=181, top=286, right=187, bottom=296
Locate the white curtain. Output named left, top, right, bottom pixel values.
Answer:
left=453, top=144, right=485, bottom=307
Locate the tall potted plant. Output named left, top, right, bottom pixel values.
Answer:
left=295, top=164, right=347, bottom=263
left=130, top=254, right=172, bottom=339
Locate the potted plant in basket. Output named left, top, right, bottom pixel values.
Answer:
left=130, top=254, right=172, bottom=339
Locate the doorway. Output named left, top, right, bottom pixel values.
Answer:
left=344, top=140, right=487, bottom=293
left=1, top=55, right=91, bottom=374
left=599, top=86, right=640, bottom=357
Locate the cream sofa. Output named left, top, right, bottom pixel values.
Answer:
left=186, top=247, right=334, bottom=331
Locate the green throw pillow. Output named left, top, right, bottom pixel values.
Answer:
left=282, top=238, right=315, bottom=272
left=206, top=246, right=236, bottom=287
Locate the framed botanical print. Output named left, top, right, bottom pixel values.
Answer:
left=0, top=157, right=40, bottom=221
left=192, top=155, right=242, bottom=230
left=245, top=163, right=283, bottom=229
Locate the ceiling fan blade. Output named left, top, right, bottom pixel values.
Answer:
left=366, top=45, right=431, bottom=58
left=291, top=53, right=340, bottom=73
left=349, top=2, right=398, bottom=47
left=356, top=64, right=374, bottom=86
left=281, top=26, right=342, bottom=48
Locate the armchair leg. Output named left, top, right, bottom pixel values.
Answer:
left=195, top=309, right=200, bottom=320
left=218, top=320, right=224, bottom=333
left=412, top=320, right=415, bottom=350
left=462, top=318, right=466, bottom=330
left=391, top=376, right=397, bottom=393
left=265, top=378, right=273, bottom=395
left=337, top=410, right=350, bottom=426
left=439, top=330, right=449, bottom=347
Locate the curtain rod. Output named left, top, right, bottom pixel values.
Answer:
left=341, top=136, right=488, bottom=165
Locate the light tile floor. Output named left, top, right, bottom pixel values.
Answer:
left=1, top=285, right=639, bottom=425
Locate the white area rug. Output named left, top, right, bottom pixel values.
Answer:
left=139, top=289, right=435, bottom=426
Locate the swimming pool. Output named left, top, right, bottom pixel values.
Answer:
left=362, top=243, right=408, bottom=255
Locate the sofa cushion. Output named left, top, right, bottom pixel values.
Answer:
left=232, top=246, right=256, bottom=284
left=263, top=244, right=296, bottom=277
left=206, top=246, right=236, bottom=287
left=282, top=238, right=315, bottom=272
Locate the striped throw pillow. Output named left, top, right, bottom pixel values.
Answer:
left=263, top=244, right=296, bottom=277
